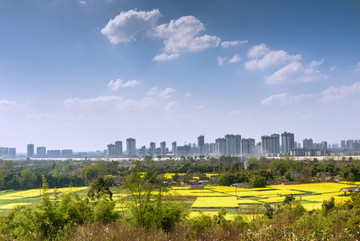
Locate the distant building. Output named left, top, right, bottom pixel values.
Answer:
left=62, top=149, right=73, bottom=158
left=172, top=141, right=177, bottom=156
left=320, top=141, right=328, bottom=150
left=47, top=150, right=61, bottom=158
left=240, top=138, right=255, bottom=155
left=9, top=148, right=16, bottom=157
left=281, top=132, right=295, bottom=155
left=198, top=135, right=205, bottom=155
left=107, top=144, right=115, bottom=157
left=149, top=142, right=156, bottom=157
left=27, top=144, right=34, bottom=158
left=37, top=146, right=46, bottom=158
left=303, top=139, right=313, bottom=149
left=0, top=147, right=9, bottom=157
left=209, top=143, right=215, bottom=155
left=115, top=141, right=123, bottom=157
left=215, top=138, right=226, bottom=156
left=160, top=141, right=166, bottom=155
left=341, top=140, right=346, bottom=149
left=126, top=138, right=136, bottom=157
left=225, top=134, right=241, bottom=156
left=261, top=134, right=280, bottom=155
left=177, top=145, right=191, bottom=156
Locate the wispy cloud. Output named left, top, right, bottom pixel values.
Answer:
left=159, top=88, right=175, bottom=99
left=221, top=40, right=247, bottom=48
left=228, top=54, right=241, bottom=64
left=309, top=58, right=324, bottom=68
left=64, top=96, right=156, bottom=109
left=217, top=56, right=227, bottom=66
left=165, top=101, right=179, bottom=111
left=262, top=93, right=315, bottom=106
left=354, top=62, right=360, bottom=73
left=0, top=100, right=26, bottom=110
left=265, top=61, right=325, bottom=84
left=107, top=79, right=140, bottom=90
left=184, top=92, right=192, bottom=97
left=153, top=53, right=179, bottom=61
left=320, top=82, right=360, bottom=103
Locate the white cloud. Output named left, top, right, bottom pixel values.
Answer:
left=330, top=66, right=336, bottom=72
left=221, top=40, right=247, bottom=48
left=309, top=58, right=324, bottom=68
left=153, top=53, right=179, bottom=61
left=265, top=61, right=324, bottom=84
left=262, top=93, right=314, bottom=106
left=0, top=100, right=25, bottom=110
left=79, top=0, right=87, bottom=5
left=159, top=88, right=175, bottom=99
left=354, top=62, right=360, bottom=73
left=228, top=54, right=241, bottom=64
left=245, top=48, right=302, bottom=70
left=165, top=101, right=179, bottom=111
left=146, top=87, right=158, bottom=96
left=184, top=92, right=192, bottom=97
left=320, top=82, right=360, bottom=103
left=247, top=43, right=270, bottom=58
left=64, top=95, right=156, bottom=109
left=151, top=15, right=220, bottom=59
left=101, top=9, right=161, bottom=44
left=193, top=104, right=204, bottom=110
left=217, top=56, right=227, bottom=66
left=107, top=79, right=140, bottom=90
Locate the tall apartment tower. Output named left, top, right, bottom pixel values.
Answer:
left=281, top=132, right=295, bottom=155
left=215, top=138, right=226, bottom=156
left=172, top=141, right=177, bottom=157
left=37, top=146, right=46, bottom=158
left=198, top=135, right=205, bottom=155
left=225, top=134, right=241, bottom=156
left=261, top=134, right=280, bottom=155
left=107, top=144, right=115, bottom=157
left=126, top=138, right=136, bottom=157
left=160, top=141, right=166, bottom=155
left=303, top=139, right=313, bottom=149
left=240, top=138, right=256, bottom=155
left=27, top=144, right=34, bottom=158
left=115, top=141, right=123, bottom=157
left=149, top=142, right=156, bottom=157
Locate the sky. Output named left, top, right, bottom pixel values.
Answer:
left=0, top=0, right=359, bottom=152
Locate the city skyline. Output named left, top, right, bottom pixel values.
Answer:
left=1, top=1, right=359, bottom=152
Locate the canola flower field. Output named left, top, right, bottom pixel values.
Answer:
left=0, top=179, right=357, bottom=219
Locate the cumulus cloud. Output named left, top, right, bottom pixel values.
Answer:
left=159, top=88, right=175, bottom=99
left=354, top=62, right=360, bottom=73
left=64, top=95, right=156, bottom=109
left=153, top=53, right=179, bottom=61
left=262, top=93, right=314, bottom=106
left=79, top=0, right=87, bottom=5
left=245, top=46, right=302, bottom=70
left=101, top=9, right=161, bottom=44
left=247, top=43, right=270, bottom=58
left=320, top=82, right=360, bottom=103
left=265, top=61, right=325, bottom=84
left=221, top=40, right=247, bottom=48
left=107, top=79, right=140, bottom=90
left=151, top=15, right=220, bottom=56
left=228, top=54, right=241, bottom=64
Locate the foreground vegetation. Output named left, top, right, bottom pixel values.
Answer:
left=1, top=157, right=360, bottom=240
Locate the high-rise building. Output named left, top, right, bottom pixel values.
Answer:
left=341, top=140, right=346, bottom=149
left=27, top=144, right=34, bottom=158
left=126, top=138, right=136, bottom=157
left=9, top=148, right=16, bottom=157
left=198, top=135, right=205, bottom=155
left=281, top=132, right=295, bottom=155
left=303, top=139, right=313, bottom=149
left=209, top=143, right=215, bottom=155
left=215, top=138, right=226, bottom=156
left=225, top=134, right=240, bottom=156
left=320, top=141, right=328, bottom=150
left=172, top=141, right=177, bottom=156
left=240, top=138, right=255, bottom=155
left=346, top=140, right=354, bottom=150
left=261, top=134, right=280, bottom=154
left=150, top=142, right=156, bottom=157
left=107, top=144, right=115, bottom=157
left=37, top=146, right=46, bottom=158
left=61, top=149, right=73, bottom=158
left=160, top=141, right=166, bottom=155
left=115, top=141, right=123, bottom=157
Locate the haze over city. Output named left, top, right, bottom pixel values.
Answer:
left=0, top=0, right=359, bottom=152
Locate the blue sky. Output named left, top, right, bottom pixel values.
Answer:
left=0, top=0, right=359, bottom=152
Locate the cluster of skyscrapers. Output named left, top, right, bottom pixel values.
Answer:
left=0, top=133, right=359, bottom=159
